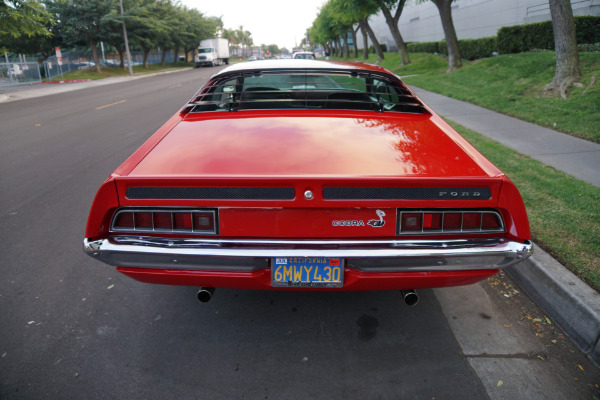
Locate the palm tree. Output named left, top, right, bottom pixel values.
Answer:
left=235, top=25, right=253, bottom=57
left=222, top=28, right=237, bottom=57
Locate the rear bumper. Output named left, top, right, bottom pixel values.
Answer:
left=84, top=236, right=532, bottom=272
left=116, top=266, right=501, bottom=291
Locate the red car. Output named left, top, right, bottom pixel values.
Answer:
left=83, top=60, right=532, bottom=304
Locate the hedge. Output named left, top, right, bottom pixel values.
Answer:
left=498, top=15, right=600, bottom=54
left=406, top=15, right=600, bottom=59
left=407, top=37, right=497, bottom=60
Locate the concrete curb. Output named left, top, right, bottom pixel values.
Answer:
left=506, top=244, right=600, bottom=366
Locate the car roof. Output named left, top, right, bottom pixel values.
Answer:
left=210, top=60, right=396, bottom=80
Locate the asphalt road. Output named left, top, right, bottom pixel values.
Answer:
left=1, top=67, right=598, bottom=399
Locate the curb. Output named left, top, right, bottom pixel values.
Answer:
left=506, top=244, right=600, bottom=366
left=37, top=79, right=92, bottom=84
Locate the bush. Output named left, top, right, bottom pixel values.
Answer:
left=407, top=41, right=442, bottom=54
left=408, top=37, right=498, bottom=60
left=459, top=37, right=498, bottom=60
left=579, top=42, right=600, bottom=52
left=497, top=16, right=600, bottom=54
left=369, top=43, right=387, bottom=53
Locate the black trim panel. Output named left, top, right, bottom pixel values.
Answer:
left=127, top=187, right=295, bottom=200
left=323, top=187, right=491, bottom=200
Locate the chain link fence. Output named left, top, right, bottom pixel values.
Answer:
left=42, top=50, right=180, bottom=81
left=0, top=62, right=42, bottom=86
left=1, top=50, right=182, bottom=85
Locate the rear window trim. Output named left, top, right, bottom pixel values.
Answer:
left=185, top=69, right=429, bottom=115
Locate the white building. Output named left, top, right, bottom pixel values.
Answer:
left=359, top=0, right=600, bottom=51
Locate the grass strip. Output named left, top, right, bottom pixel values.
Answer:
left=333, top=51, right=600, bottom=143
left=447, top=120, right=600, bottom=290
left=50, top=62, right=195, bottom=81
left=400, top=51, right=600, bottom=143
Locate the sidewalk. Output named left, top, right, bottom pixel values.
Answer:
left=2, top=72, right=599, bottom=365
left=0, top=68, right=185, bottom=103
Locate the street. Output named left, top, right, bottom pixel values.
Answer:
left=0, top=67, right=597, bottom=399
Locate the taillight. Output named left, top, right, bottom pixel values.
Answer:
left=111, top=209, right=217, bottom=235
left=398, top=210, right=504, bottom=234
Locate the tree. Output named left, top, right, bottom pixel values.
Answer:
left=375, top=0, right=409, bottom=65
left=333, top=0, right=383, bottom=62
left=418, top=0, right=461, bottom=71
left=235, top=25, right=253, bottom=57
left=222, top=28, right=237, bottom=57
left=1, top=0, right=53, bottom=38
left=545, top=0, right=581, bottom=98
left=350, top=25, right=359, bottom=58
left=45, top=0, right=118, bottom=73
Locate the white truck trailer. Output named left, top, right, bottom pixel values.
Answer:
left=195, top=38, right=230, bottom=67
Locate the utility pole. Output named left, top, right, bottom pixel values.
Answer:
left=120, top=0, right=133, bottom=76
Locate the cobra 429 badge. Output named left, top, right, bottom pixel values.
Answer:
left=332, top=210, right=386, bottom=228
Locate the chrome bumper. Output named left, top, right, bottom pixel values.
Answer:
left=83, top=236, right=533, bottom=272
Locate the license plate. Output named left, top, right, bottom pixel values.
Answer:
left=271, top=257, right=343, bottom=288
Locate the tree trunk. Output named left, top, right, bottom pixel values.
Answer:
left=546, top=0, right=581, bottom=98
left=359, top=19, right=384, bottom=63
left=161, top=48, right=167, bottom=66
left=116, top=48, right=125, bottom=69
left=173, top=47, right=178, bottom=64
left=360, top=25, right=369, bottom=60
left=342, top=32, right=350, bottom=59
left=378, top=0, right=410, bottom=65
left=90, top=39, right=101, bottom=73
left=352, top=26, right=359, bottom=59
left=432, top=0, right=461, bottom=72
left=142, top=47, right=149, bottom=69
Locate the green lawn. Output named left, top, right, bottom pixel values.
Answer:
left=336, top=51, right=600, bottom=143
left=401, top=52, right=600, bottom=143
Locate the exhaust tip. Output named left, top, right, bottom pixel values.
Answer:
left=197, top=287, right=215, bottom=303
left=401, top=289, right=419, bottom=306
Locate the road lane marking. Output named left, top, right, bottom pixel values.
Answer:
left=168, top=84, right=182, bottom=89
left=96, top=100, right=127, bottom=110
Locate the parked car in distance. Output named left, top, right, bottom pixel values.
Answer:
left=83, top=60, right=532, bottom=304
left=292, top=51, right=316, bottom=60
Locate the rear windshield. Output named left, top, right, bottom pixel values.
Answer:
left=188, top=70, right=427, bottom=114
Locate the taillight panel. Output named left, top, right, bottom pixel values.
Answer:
left=110, top=209, right=217, bottom=235
left=398, top=209, right=504, bottom=235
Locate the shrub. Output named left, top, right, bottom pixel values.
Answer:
left=497, top=16, right=600, bottom=54
left=369, top=43, right=387, bottom=53
left=459, top=37, right=498, bottom=60
left=578, top=42, right=600, bottom=52
left=408, top=37, right=498, bottom=60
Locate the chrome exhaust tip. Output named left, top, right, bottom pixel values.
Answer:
left=197, top=287, right=215, bottom=303
left=400, top=289, right=419, bottom=306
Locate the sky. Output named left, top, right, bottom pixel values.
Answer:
left=179, top=0, right=328, bottom=50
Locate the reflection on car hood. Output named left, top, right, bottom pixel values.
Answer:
left=128, top=114, right=493, bottom=178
